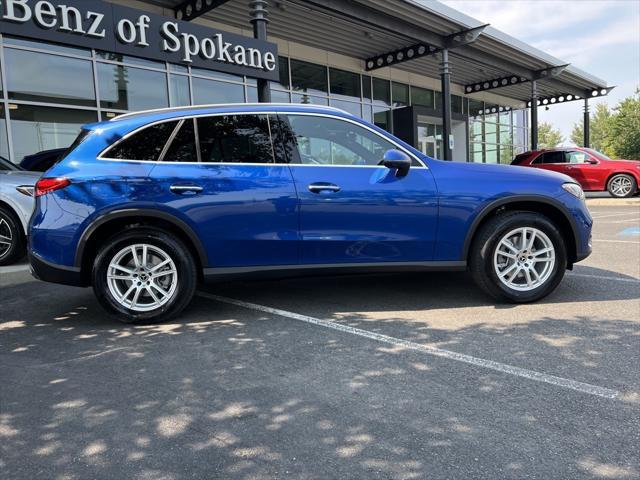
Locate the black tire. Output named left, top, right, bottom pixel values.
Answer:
left=0, top=206, right=26, bottom=266
left=469, top=211, right=567, bottom=303
left=92, top=228, right=197, bottom=323
left=607, top=173, right=637, bottom=198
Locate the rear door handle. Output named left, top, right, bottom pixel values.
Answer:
left=170, top=184, right=203, bottom=194
left=308, top=182, right=341, bottom=193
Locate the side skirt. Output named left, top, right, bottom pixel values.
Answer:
left=203, top=261, right=467, bottom=282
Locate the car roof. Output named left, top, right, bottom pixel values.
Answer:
left=83, top=103, right=353, bottom=133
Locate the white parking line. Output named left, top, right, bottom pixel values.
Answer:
left=198, top=292, right=620, bottom=400
left=592, top=212, right=640, bottom=220
left=593, top=239, right=640, bottom=244
left=568, top=272, right=640, bottom=283
left=0, top=265, right=30, bottom=274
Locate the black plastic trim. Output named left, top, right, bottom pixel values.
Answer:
left=29, top=252, right=87, bottom=287
left=461, top=195, right=581, bottom=261
left=203, top=260, right=466, bottom=280
left=75, top=209, right=209, bottom=268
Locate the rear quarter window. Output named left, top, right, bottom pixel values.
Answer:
left=103, top=121, right=179, bottom=161
left=511, top=153, right=531, bottom=165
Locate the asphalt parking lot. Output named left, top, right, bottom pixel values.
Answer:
left=1, top=197, right=639, bottom=480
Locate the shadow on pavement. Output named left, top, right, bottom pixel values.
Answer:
left=1, top=274, right=639, bottom=479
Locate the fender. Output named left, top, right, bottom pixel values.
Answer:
left=74, top=208, right=209, bottom=268
left=460, top=195, right=580, bottom=260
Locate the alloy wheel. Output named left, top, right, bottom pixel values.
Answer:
left=0, top=218, right=13, bottom=260
left=610, top=176, right=633, bottom=197
left=493, top=227, right=556, bottom=292
left=107, top=244, right=178, bottom=312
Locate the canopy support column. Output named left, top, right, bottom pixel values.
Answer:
left=583, top=98, right=590, bottom=148
left=440, top=48, right=452, bottom=161
left=250, top=0, right=271, bottom=102
left=531, top=80, right=538, bottom=150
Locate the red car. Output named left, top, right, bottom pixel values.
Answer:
left=512, top=147, right=640, bottom=198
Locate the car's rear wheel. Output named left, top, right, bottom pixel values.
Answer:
left=92, top=228, right=197, bottom=323
left=0, top=207, right=25, bottom=266
left=607, top=174, right=637, bottom=198
left=469, top=211, right=567, bottom=303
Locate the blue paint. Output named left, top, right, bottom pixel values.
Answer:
left=29, top=104, right=593, bottom=275
left=618, top=227, right=640, bottom=236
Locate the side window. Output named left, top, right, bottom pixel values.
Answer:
left=540, top=151, right=566, bottom=164
left=566, top=151, right=589, bottom=164
left=198, top=114, right=274, bottom=164
left=282, top=115, right=404, bottom=166
left=163, top=119, right=198, bottom=163
left=104, top=121, right=178, bottom=161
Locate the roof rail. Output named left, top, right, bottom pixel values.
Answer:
left=110, top=103, right=348, bottom=121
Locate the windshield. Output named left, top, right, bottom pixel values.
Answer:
left=585, top=148, right=612, bottom=161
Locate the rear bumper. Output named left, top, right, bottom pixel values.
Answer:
left=29, top=252, right=87, bottom=287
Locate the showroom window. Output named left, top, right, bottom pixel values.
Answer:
left=192, top=77, right=245, bottom=105
left=97, top=63, right=169, bottom=111
left=5, top=49, right=96, bottom=107
left=0, top=105, right=8, bottom=160
left=8, top=104, right=97, bottom=162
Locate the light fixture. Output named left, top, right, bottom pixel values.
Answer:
left=542, top=99, right=549, bottom=104
left=566, top=95, right=573, bottom=100
left=559, top=96, right=565, bottom=102
left=600, top=89, right=607, bottom=95
left=592, top=90, right=598, bottom=96
left=550, top=98, right=556, bottom=103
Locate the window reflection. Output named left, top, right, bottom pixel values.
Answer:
left=5, top=49, right=95, bottom=106
left=97, top=62, right=168, bottom=111
left=0, top=105, right=9, bottom=160
left=192, top=78, right=244, bottom=105
left=9, top=104, right=96, bottom=161
left=170, top=75, right=191, bottom=107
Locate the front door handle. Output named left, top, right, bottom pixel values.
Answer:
left=170, top=184, right=203, bottom=195
left=308, top=182, right=341, bottom=194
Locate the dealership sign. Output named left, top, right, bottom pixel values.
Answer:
left=0, top=0, right=279, bottom=81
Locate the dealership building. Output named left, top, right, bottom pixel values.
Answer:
left=0, top=0, right=611, bottom=165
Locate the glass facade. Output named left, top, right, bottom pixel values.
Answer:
left=0, top=33, right=528, bottom=164
left=468, top=104, right=528, bottom=164
left=0, top=34, right=257, bottom=163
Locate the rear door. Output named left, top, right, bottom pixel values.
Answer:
left=276, top=113, right=438, bottom=265
left=148, top=114, right=298, bottom=268
left=564, top=150, right=599, bottom=190
left=531, top=151, right=570, bottom=176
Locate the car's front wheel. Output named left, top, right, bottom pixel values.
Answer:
left=607, top=174, right=637, bottom=198
left=92, top=228, right=197, bottom=323
left=469, top=211, right=567, bottom=303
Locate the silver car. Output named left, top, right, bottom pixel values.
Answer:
left=0, top=156, right=40, bottom=265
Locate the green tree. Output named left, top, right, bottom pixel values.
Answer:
left=570, top=103, right=612, bottom=153
left=538, top=122, right=564, bottom=149
left=606, top=90, right=640, bottom=160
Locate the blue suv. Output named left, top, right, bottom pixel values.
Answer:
left=29, top=104, right=592, bottom=322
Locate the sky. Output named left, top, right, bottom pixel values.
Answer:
left=439, top=0, right=640, bottom=143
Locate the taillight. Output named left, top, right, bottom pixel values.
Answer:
left=35, top=178, right=71, bottom=197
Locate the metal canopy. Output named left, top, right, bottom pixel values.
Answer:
left=174, top=0, right=234, bottom=21
left=154, top=0, right=609, bottom=104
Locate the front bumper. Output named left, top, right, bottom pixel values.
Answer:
left=29, top=252, right=87, bottom=287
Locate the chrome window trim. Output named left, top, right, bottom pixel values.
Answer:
left=98, top=111, right=427, bottom=168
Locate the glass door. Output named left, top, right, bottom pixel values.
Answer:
left=417, top=123, right=443, bottom=159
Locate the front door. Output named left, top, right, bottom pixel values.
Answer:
left=148, top=114, right=298, bottom=268
left=277, top=113, right=439, bottom=265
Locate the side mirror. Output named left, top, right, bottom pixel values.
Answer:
left=585, top=158, right=598, bottom=165
left=381, top=149, right=411, bottom=177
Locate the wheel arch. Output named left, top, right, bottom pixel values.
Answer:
left=605, top=171, right=640, bottom=189
left=462, top=195, right=580, bottom=264
left=76, top=209, right=208, bottom=281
